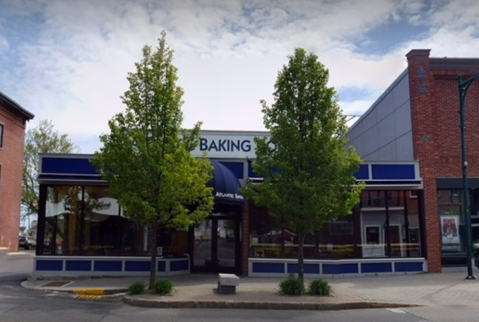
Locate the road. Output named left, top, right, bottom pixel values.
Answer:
left=2, top=272, right=479, bottom=322
left=1, top=250, right=479, bottom=322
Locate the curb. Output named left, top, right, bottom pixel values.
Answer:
left=73, top=289, right=127, bottom=295
left=73, top=289, right=107, bottom=295
left=21, top=281, right=128, bottom=295
left=122, top=295, right=420, bottom=310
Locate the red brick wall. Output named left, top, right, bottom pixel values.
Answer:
left=0, top=103, right=27, bottom=251
left=408, top=50, right=479, bottom=272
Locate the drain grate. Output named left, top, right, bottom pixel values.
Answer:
left=40, top=281, right=72, bottom=287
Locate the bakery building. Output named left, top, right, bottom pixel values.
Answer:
left=33, top=130, right=424, bottom=277
left=32, top=48, right=479, bottom=277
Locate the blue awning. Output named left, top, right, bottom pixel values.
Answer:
left=208, top=160, right=244, bottom=206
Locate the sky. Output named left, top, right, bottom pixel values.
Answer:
left=2, top=0, right=479, bottom=153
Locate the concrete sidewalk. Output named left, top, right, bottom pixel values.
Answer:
left=21, top=267, right=479, bottom=310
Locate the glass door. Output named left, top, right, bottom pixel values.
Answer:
left=192, top=216, right=239, bottom=273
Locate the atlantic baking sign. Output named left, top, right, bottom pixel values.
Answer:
left=192, top=132, right=271, bottom=159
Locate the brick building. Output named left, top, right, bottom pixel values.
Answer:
left=0, top=91, right=34, bottom=251
left=348, top=49, right=479, bottom=273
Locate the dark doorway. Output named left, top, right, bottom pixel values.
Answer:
left=191, top=215, right=240, bottom=273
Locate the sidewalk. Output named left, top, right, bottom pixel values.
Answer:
left=21, top=267, right=479, bottom=310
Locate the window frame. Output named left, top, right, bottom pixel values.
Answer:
left=0, top=123, right=3, bottom=148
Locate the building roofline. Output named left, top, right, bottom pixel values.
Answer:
left=429, top=57, right=479, bottom=71
left=347, top=68, right=408, bottom=134
left=406, top=49, right=431, bottom=60
left=0, top=90, right=34, bottom=120
left=199, top=129, right=270, bottom=136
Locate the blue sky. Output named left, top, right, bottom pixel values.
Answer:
left=2, top=0, right=479, bottom=153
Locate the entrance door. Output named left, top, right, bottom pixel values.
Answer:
left=192, top=216, right=240, bottom=273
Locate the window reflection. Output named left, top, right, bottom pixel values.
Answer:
left=42, top=185, right=147, bottom=256
left=249, top=190, right=422, bottom=259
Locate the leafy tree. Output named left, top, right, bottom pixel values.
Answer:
left=244, top=48, right=364, bottom=282
left=91, top=31, right=214, bottom=289
left=23, top=119, right=78, bottom=216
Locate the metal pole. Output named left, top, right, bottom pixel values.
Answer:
left=458, top=73, right=479, bottom=280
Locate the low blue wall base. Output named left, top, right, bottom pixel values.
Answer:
left=249, top=258, right=426, bottom=277
left=34, top=256, right=190, bottom=277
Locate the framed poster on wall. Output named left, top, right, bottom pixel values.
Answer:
left=362, top=225, right=384, bottom=257
left=441, top=215, right=460, bottom=244
left=366, top=226, right=380, bottom=244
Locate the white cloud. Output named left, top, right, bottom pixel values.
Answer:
left=2, top=0, right=479, bottom=153
left=0, top=36, right=7, bottom=53
left=0, top=17, right=7, bottom=53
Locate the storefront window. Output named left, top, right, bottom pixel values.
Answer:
left=249, top=205, right=289, bottom=258
left=439, top=189, right=463, bottom=256
left=41, top=185, right=147, bottom=256
left=157, top=228, right=188, bottom=257
left=249, top=189, right=422, bottom=259
left=439, top=188, right=479, bottom=262
left=43, top=185, right=82, bottom=255
left=81, top=186, right=116, bottom=255
left=359, top=191, right=387, bottom=257
left=359, top=190, right=421, bottom=258
left=309, top=217, right=355, bottom=259
left=470, top=188, right=479, bottom=254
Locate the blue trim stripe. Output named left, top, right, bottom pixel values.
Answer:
left=65, top=260, right=91, bottom=271
left=36, top=260, right=63, bottom=271
left=317, top=263, right=360, bottom=275
left=40, top=155, right=421, bottom=185
left=355, top=164, right=369, bottom=180
left=371, top=164, right=415, bottom=180
left=395, top=262, right=423, bottom=272
left=125, top=261, right=150, bottom=272
left=252, top=262, right=285, bottom=273
left=94, top=260, right=122, bottom=272
left=248, top=162, right=261, bottom=179
left=340, top=263, right=359, bottom=274
left=170, top=260, right=189, bottom=271
left=287, top=263, right=320, bottom=274
left=37, top=174, right=103, bottom=182
left=322, top=264, right=337, bottom=275
left=158, top=261, right=166, bottom=272
left=220, top=162, right=244, bottom=179
left=41, top=157, right=97, bottom=175
left=361, top=262, right=392, bottom=273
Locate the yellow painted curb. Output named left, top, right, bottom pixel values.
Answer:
left=75, top=294, right=102, bottom=300
left=73, top=289, right=106, bottom=295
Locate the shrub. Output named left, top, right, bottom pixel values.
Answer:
left=153, top=279, right=174, bottom=295
left=308, top=278, right=332, bottom=296
left=127, top=282, right=146, bottom=295
left=279, top=274, right=305, bottom=296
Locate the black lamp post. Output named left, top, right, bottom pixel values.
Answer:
left=458, top=72, right=479, bottom=280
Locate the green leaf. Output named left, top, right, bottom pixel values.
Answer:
left=23, top=119, right=79, bottom=216
left=243, top=48, right=365, bottom=281
left=91, top=31, right=214, bottom=290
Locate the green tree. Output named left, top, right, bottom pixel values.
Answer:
left=23, top=119, right=78, bottom=216
left=244, top=48, right=364, bottom=282
left=91, top=31, right=214, bottom=289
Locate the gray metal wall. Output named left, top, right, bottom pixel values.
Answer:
left=347, top=69, right=413, bottom=161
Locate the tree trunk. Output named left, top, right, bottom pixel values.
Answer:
left=148, top=225, right=158, bottom=290
left=297, top=231, right=305, bottom=282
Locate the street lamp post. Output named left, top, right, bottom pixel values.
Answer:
left=458, top=72, right=479, bottom=280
